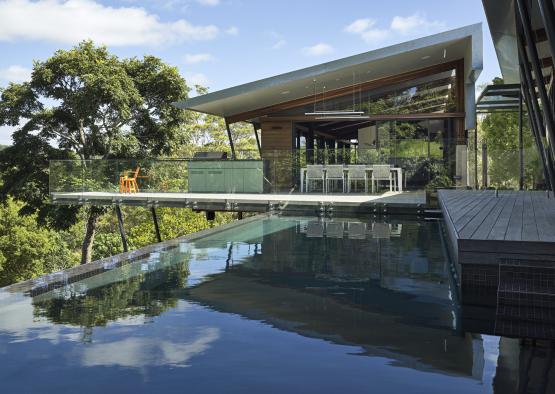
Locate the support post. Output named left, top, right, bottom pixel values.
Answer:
left=225, top=119, right=236, bottom=159
left=482, top=143, right=488, bottom=189
left=516, top=0, right=555, bottom=162
left=151, top=206, right=162, bottom=243
left=252, top=123, right=261, bottom=157
left=521, top=70, right=555, bottom=191
left=115, top=205, right=128, bottom=252
left=475, top=114, right=479, bottom=190
left=519, top=88, right=524, bottom=190
left=517, top=22, right=555, bottom=191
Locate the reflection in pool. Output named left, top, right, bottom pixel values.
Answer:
left=0, top=215, right=553, bottom=393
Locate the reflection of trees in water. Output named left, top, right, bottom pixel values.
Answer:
left=32, top=257, right=191, bottom=328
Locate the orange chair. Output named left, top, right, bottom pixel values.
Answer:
left=119, top=167, right=141, bottom=193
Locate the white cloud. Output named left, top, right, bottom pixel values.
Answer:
left=344, top=13, right=445, bottom=46
left=196, top=0, right=220, bottom=5
left=272, top=39, right=286, bottom=49
left=344, top=18, right=375, bottom=34
left=0, top=0, right=219, bottom=46
left=225, top=26, right=239, bottom=36
left=390, top=13, right=445, bottom=35
left=81, top=328, right=220, bottom=368
left=183, top=53, right=214, bottom=64
left=303, top=43, right=334, bottom=56
left=0, top=65, right=32, bottom=83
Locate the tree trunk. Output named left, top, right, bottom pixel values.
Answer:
left=80, top=206, right=102, bottom=265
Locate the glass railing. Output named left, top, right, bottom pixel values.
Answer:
left=470, top=147, right=546, bottom=190
left=48, top=142, right=468, bottom=197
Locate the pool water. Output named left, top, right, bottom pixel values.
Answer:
left=0, top=215, right=552, bottom=393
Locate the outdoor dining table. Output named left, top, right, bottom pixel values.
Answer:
left=300, top=166, right=403, bottom=193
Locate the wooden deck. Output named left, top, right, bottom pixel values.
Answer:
left=438, top=190, right=555, bottom=266
left=51, top=190, right=427, bottom=214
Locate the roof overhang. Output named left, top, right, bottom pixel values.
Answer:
left=176, top=24, right=483, bottom=125
left=482, top=0, right=520, bottom=83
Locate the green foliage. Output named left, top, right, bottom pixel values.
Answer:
left=0, top=42, right=257, bottom=285
left=33, top=261, right=190, bottom=328
left=480, top=99, right=540, bottom=189
left=425, top=162, right=454, bottom=191
left=0, top=40, right=190, bottom=227
left=98, top=206, right=233, bottom=259
left=0, top=199, right=79, bottom=287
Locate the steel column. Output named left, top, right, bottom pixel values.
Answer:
left=520, top=67, right=555, bottom=191
left=252, top=123, right=261, bottom=157
left=516, top=7, right=555, bottom=191
left=225, top=119, right=236, bottom=159
left=516, top=0, right=555, bottom=162
left=474, top=113, right=479, bottom=190
left=115, top=205, right=128, bottom=252
left=519, top=89, right=524, bottom=190
left=151, top=206, right=162, bottom=243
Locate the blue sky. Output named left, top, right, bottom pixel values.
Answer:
left=0, top=0, right=500, bottom=144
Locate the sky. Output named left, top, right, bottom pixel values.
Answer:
left=0, top=0, right=500, bottom=145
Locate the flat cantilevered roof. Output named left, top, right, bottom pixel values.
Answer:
left=175, top=24, right=483, bottom=127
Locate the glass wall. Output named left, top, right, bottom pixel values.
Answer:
left=272, top=68, right=458, bottom=117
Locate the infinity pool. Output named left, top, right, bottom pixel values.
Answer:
left=0, top=215, right=552, bottom=393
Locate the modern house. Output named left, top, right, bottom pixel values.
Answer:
left=176, top=24, right=483, bottom=192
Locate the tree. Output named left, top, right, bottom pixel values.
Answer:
left=176, top=85, right=257, bottom=158
left=480, top=77, right=539, bottom=188
left=0, top=41, right=190, bottom=264
left=0, top=199, right=78, bottom=286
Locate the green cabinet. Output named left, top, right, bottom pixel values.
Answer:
left=188, top=161, right=263, bottom=193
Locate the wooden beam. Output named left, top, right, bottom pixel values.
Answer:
left=226, top=60, right=463, bottom=123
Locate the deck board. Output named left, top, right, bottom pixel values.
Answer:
left=439, top=190, right=555, bottom=266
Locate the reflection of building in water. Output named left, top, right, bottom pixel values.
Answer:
left=491, top=337, right=555, bottom=393
left=246, top=217, right=447, bottom=296
left=184, top=217, right=474, bottom=378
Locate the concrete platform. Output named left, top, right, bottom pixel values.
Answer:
left=51, top=190, right=427, bottom=214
